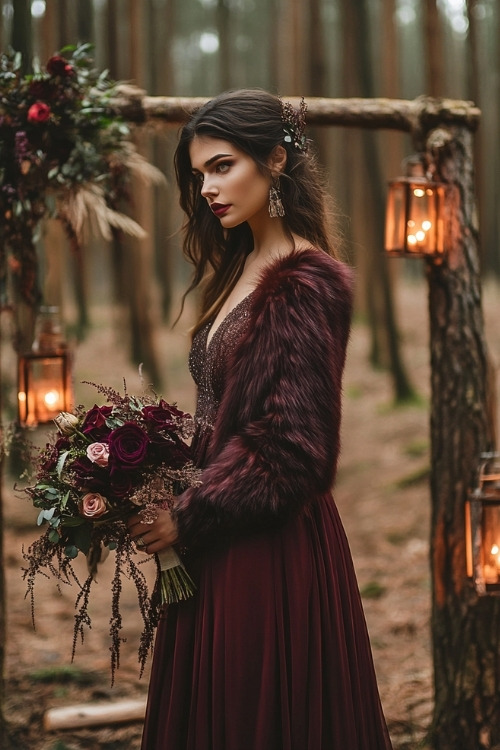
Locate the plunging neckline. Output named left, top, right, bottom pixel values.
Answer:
left=205, top=292, right=255, bottom=351
left=204, top=247, right=317, bottom=350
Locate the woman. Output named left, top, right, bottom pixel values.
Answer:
left=128, top=89, right=393, bottom=749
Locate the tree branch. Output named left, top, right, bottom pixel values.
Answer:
left=114, top=93, right=481, bottom=132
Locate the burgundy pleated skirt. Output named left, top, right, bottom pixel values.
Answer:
left=141, top=493, right=392, bottom=750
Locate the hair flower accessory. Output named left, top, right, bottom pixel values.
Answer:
left=280, top=96, right=308, bottom=153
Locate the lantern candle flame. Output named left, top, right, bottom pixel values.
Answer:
left=384, top=157, right=449, bottom=261
left=466, top=453, right=500, bottom=594
left=17, top=307, right=73, bottom=427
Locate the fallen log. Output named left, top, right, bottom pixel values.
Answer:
left=43, top=698, right=147, bottom=731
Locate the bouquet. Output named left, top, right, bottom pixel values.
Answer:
left=0, top=43, right=164, bottom=311
left=22, top=382, right=200, bottom=680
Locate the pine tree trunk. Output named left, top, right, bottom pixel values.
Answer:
left=423, top=0, right=446, bottom=96
left=217, top=0, right=231, bottom=91
left=343, top=0, right=416, bottom=400
left=12, top=0, right=32, bottom=72
left=307, top=0, right=329, bottom=161
left=276, top=0, right=308, bottom=94
left=76, top=0, right=94, bottom=43
left=426, top=124, right=500, bottom=748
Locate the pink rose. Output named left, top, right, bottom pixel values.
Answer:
left=79, top=492, right=108, bottom=519
left=87, top=442, right=110, bottom=467
left=27, top=101, right=51, bottom=123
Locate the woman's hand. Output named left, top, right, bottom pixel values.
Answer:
left=127, top=508, right=179, bottom=554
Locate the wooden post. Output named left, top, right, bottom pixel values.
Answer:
left=422, top=124, right=500, bottom=748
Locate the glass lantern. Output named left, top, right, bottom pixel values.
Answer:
left=465, top=453, right=500, bottom=595
left=385, top=159, right=447, bottom=260
left=17, top=306, right=73, bottom=427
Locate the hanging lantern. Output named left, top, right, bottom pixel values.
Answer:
left=385, top=157, right=447, bottom=260
left=17, top=306, right=73, bottom=427
left=465, top=452, right=500, bottom=595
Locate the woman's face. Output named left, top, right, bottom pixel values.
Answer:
left=189, top=136, right=272, bottom=230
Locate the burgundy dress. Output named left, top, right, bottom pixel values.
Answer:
left=141, top=250, right=392, bottom=750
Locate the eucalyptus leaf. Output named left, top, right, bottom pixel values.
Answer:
left=73, top=42, right=94, bottom=58
left=61, top=516, right=86, bottom=527
left=48, top=529, right=60, bottom=544
left=43, top=488, right=60, bottom=500
left=65, top=545, right=79, bottom=559
left=73, top=524, right=92, bottom=555
left=56, top=450, right=70, bottom=478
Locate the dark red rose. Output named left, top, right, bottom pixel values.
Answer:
left=69, top=457, right=108, bottom=493
left=27, top=101, right=51, bottom=123
left=46, top=55, right=74, bottom=77
left=109, top=468, right=138, bottom=498
left=108, top=423, right=149, bottom=469
left=142, top=401, right=186, bottom=433
left=81, top=405, right=113, bottom=440
left=149, top=433, right=192, bottom=468
left=55, top=436, right=71, bottom=452
left=29, top=79, right=55, bottom=100
left=40, top=436, right=69, bottom=473
left=70, top=456, right=93, bottom=481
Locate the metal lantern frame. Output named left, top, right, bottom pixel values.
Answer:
left=466, top=452, right=500, bottom=596
left=385, top=161, right=448, bottom=261
left=17, top=349, right=73, bottom=427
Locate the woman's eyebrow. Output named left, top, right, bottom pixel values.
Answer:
left=192, top=153, right=233, bottom=172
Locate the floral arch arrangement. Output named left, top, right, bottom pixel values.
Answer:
left=0, top=43, right=163, bottom=313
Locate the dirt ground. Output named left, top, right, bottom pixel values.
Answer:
left=3, top=274, right=500, bottom=749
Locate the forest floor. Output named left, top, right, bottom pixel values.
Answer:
left=3, top=274, right=500, bottom=750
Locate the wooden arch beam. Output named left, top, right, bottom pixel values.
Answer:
left=114, top=92, right=481, bottom=133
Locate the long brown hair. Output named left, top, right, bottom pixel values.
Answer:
left=174, top=89, right=339, bottom=333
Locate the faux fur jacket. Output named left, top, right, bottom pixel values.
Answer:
left=175, top=249, right=354, bottom=551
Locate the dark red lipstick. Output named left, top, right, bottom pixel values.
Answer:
left=210, top=203, right=231, bottom=217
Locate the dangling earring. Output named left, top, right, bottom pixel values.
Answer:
left=269, top=178, right=285, bottom=218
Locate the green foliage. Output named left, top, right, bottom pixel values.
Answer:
left=386, top=529, right=413, bottom=546
left=394, top=465, right=430, bottom=489
left=29, top=664, right=96, bottom=685
left=360, top=580, right=386, bottom=599
left=404, top=439, right=429, bottom=458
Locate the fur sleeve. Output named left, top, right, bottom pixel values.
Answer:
left=175, top=250, right=353, bottom=550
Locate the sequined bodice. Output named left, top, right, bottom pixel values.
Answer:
left=188, top=295, right=254, bottom=463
